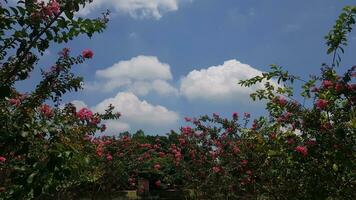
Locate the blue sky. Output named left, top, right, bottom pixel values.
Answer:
left=17, top=0, right=356, bottom=135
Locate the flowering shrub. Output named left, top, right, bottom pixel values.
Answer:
left=0, top=1, right=355, bottom=199
left=87, top=6, right=356, bottom=199
left=0, top=0, right=116, bottom=199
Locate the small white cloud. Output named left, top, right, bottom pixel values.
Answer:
left=71, top=100, right=88, bottom=110
left=78, top=0, right=190, bottom=19
left=88, top=55, right=177, bottom=96
left=179, top=59, right=271, bottom=102
left=104, top=120, right=130, bottom=134
left=93, top=92, right=179, bottom=133
left=96, top=55, right=172, bottom=80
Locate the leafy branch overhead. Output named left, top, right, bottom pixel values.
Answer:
left=325, top=6, right=356, bottom=67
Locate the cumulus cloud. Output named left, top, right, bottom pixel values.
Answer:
left=78, top=0, right=190, bottom=19
left=86, top=55, right=178, bottom=96
left=180, top=59, right=273, bottom=102
left=70, top=100, right=88, bottom=110
left=96, top=55, right=172, bottom=80
left=93, top=92, right=179, bottom=133
left=104, top=120, right=131, bottom=134
left=129, top=80, right=179, bottom=96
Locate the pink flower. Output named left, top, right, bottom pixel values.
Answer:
left=83, top=135, right=92, bottom=141
left=295, top=146, right=308, bottom=156
left=178, top=138, right=186, bottom=145
left=0, top=156, right=6, bottom=163
left=232, top=112, right=238, bottom=120
left=275, top=96, right=288, bottom=106
left=181, top=126, right=192, bottom=136
left=154, top=164, right=161, bottom=170
left=49, top=0, right=60, bottom=15
left=244, top=112, right=251, bottom=118
left=184, top=117, right=192, bottom=122
left=39, top=104, right=53, bottom=118
left=212, top=166, right=221, bottom=173
left=240, top=159, right=248, bottom=166
left=82, top=49, right=94, bottom=59
left=213, top=113, right=219, bottom=119
left=233, top=146, right=240, bottom=154
left=96, top=146, right=103, bottom=157
left=9, top=98, right=21, bottom=107
left=76, top=108, right=93, bottom=120
left=315, top=99, right=329, bottom=110
left=287, top=138, right=295, bottom=144
left=306, top=140, right=317, bottom=146
left=43, top=0, right=60, bottom=16
left=158, top=152, right=165, bottom=158
left=322, top=80, right=333, bottom=89
left=246, top=170, right=253, bottom=176
left=269, top=132, right=276, bottom=140
left=155, top=180, right=161, bottom=187
left=252, top=120, right=258, bottom=130
left=335, top=83, right=344, bottom=93
left=106, top=153, right=113, bottom=161
left=349, top=83, right=356, bottom=92
left=90, top=116, right=101, bottom=125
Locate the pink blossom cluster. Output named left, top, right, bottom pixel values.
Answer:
left=39, top=104, right=53, bottom=118
left=295, top=146, right=308, bottom=156
left=82, top=49, right=94, bottom=59
left=42, top=0, right=60, bottom=17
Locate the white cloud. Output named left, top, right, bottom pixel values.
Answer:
left=179, top=59, right=271, bottom=102
left=129, top=80, right=179, bottom=96
left=93, top=92, right=179, bottom=133
left=104, top=120, right=130, bottom=134
left=71, top=100, right=88, bottom=110
left=87, top=55, right=178, bottom=96
left=78, top=0, right=190, bottom=19
left=96, top=55, right=172, bottom=80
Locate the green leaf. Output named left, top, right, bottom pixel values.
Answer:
left=27, top=172, right=37, bottom=184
